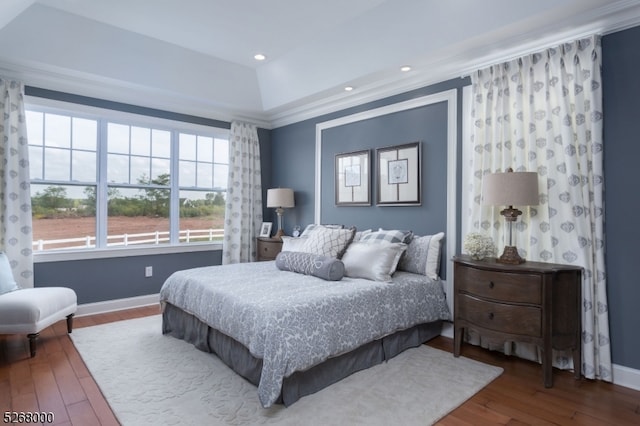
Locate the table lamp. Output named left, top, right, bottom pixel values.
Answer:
left=266, top=188, right=295, bottom=239
left=482, top=168, right=539, bottom=264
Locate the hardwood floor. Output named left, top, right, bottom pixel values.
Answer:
left=1, top=307, right=638, bottom=425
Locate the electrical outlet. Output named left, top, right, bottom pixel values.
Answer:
left=145, top=266, right=153, bottom=277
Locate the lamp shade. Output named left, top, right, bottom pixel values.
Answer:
left=482, top=170, right=539, bottom=207
left=267, top=188, right=294, bottom=208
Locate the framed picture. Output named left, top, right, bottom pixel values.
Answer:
left=376, top=142, right=421, bottom=206
left=335, top=150, right=371, bottom=206
left=259, top=222, right=272, bottom=237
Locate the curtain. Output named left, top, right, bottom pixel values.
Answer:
left=222, top=121, right=263, bottom=264
left=0, top=78, right=34, bottom=288
left=466, top=35, right=611, bottom=382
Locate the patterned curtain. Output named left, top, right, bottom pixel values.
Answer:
left=222, top=121, right=263, bottom=264
left=466, top=35, right=611, bottom=382
left=0, top=78, right=34, bottom=288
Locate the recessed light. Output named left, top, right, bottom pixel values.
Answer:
left=401, top=65, right=412, bottom=72
left=344, top=86, right=354, bottom=92
left=254, top=54, right=266, bottom=61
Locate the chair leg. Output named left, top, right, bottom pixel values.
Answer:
left=66, top=313, right=75, bottom=333
left=27, top=333, right=39, bottom=358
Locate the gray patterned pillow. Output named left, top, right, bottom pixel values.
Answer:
left=360, top=229, right=413, bottom=244
left=275, top=251, right=345, bottom=281
left=299, top=226, right=355, bottom=259
left=397, top=232, right=444, bottom=279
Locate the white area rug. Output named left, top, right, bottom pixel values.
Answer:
left=71, top=315, right=502, bottom=425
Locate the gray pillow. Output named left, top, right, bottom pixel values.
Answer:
left=359, top=229, right=413, bottom=244
left=397, top=232, right=444, bottom=279
left=275, top=251, right=345, bottom=281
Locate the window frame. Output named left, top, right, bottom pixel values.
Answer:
left=26, top=97, right=229, bottom=263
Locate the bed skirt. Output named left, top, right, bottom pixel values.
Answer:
left=162, top=302, right=443, bottom=406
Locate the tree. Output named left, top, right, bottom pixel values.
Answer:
left=84, top=186, right=122, bottom=216
left=205, top=192, right=225, bottom=206
left=35, top=186, right=70, bottom=210
left=137, top=173, right=170, bottom=217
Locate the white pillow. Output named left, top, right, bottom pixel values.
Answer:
left=281, top=236, right=308, bottom=252
left=425, top=232, right=444, bottom=279
left=0, top=253, right=19, bottom=295
left=300, top=224, right=344, bottom=237
left=342, top=241, right=407, bottom=282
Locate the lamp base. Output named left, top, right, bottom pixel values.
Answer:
left=274, top=229, right=285, bottom=240
left=497, top=246, right=525, bottom=264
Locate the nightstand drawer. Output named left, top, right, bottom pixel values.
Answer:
left=456, top=266, right=542, bottom=304
left=457, top=294, right=542, bottom=337
left=256, top=238, right=282, bottom=261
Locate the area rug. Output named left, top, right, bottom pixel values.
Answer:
left=71, top=315, right=502, bottom=425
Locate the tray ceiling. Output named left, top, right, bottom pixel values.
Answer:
left=1, top=0, right=639, bottom=127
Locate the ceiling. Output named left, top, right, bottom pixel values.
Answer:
left=2, top=0, right=640, bottom=127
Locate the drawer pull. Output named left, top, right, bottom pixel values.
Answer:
left=488, top=312, right=494, bottom=320
left=489, top=281, right=495, bottom=289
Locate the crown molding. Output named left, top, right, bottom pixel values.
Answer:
left=268, top=1, right=640, bottom=128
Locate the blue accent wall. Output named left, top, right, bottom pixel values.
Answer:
left=318, top=102, right=448, bottom=234
left=271, top=79, right=467, bottom=239
left=35, top=250, right=221, bottom=304
left=271, top=78, right=467, bottom=280
left=602, top=26, right=640, bottom=370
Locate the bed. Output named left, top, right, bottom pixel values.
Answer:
left=159, top=227, right=450, bottom=408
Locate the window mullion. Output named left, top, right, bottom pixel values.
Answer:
left=169, top=130, right=180, bottom=244
left=96, top=119, right=109, bottom=248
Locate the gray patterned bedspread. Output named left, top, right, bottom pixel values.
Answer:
left=159, top=261, right=450, bottom=407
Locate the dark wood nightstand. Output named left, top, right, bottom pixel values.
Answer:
left=256, top=237, right=283, bottom=261
left=452, top=255, right=582, bottom=388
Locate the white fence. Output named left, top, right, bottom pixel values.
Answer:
left=33, top=228, right=224, bottom=251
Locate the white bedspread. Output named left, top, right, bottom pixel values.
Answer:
left=159, top=261, right=450, bottom=407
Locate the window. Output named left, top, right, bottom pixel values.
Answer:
left=26, top=103, right=229, bottom=253
left=178, top=133, right=228, bottom=244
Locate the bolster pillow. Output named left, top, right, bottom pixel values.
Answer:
left=275, top=251, right=345, bottom=281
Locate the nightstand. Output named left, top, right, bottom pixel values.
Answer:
left=256, top=237, right=283, bottom=261
left=452, top=255, right=582, bottom=388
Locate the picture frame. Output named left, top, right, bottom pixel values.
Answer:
left=376, top=142, right=421, bottom=206
left=335, top=150, right=371, bottom=206
left=259, top=222, right=273, bottom=237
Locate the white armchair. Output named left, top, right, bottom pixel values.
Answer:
left=0, top=254, right=77, bottom=357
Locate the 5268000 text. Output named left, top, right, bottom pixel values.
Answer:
left=3, top=412, right=55, bottom=424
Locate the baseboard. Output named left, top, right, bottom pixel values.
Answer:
left=612, top=363, right=640, bottom=391
left=75, top=293, right=160, bottom=317
left=440, top=321, right=453, bottom=339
